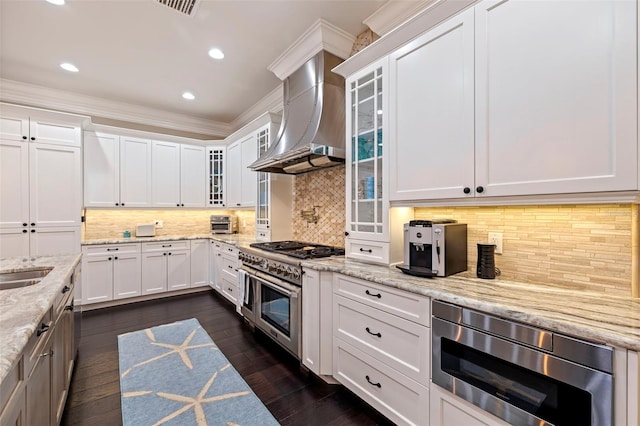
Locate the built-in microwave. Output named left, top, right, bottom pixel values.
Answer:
left=210, top=215, right=237, bottom=234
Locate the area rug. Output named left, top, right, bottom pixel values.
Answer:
left=117, top=318, right=279, bottom=426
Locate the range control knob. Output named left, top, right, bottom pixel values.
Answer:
left=260, top=259, right=268, bottom=269
left=268, top=262, right=277, bottom=272
left=277, top=265, right=286, bottom=275
left=285, top=267, right=293, bottom=277
left=292, top=269, right=301, bottom=280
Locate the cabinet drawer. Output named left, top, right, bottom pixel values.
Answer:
left=334, top=295, right=430, bottom=385
left=0, top=355, right=23, bottom=413
left=334, top=274, right=430, bottom=326
left=221, top=255, right=238, bottom=282
left=219, top=243, right=238, bottom=256
left=256, top=229, right=270, bottom=241
left=24, top=309, right=52, bottom=377
left=83, top=243, right=140, bottom=256
left=142, top=240, right=189, bottom=252
left=53, top=281, right=73, bottom=321
left=345, top=239, right=389, bottom=264
left=221, top=276, right=238, bottom=304
left=333, top=339, right=429, bottom=426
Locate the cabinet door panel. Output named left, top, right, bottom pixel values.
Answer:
left=475, top=0, right=637, bottom=196
left=29, top=119, right=80, bottom=147
left=113, top=253, right=142, bottom=299
left=226, top=142, right=241, bottom=207
left=141, top=252, right=167, bottom=295
left=180, top=144, right=206, bottom=207
left=0, top=114, right=29, bottom=141
left=29, top=143, right=81, bottom=227
left=83, top=132, right=120, bottom=207
left=26, top=341, right=52, bottom=426
left=82, top=255, right=113, bottom=304
left=29, top=226, right=80, bottom=256
left=190, top=239, right=209, bottom=288
left=51, top=323, right=66, bottom=424
left=152, top=141, right=181, bottom=207
left=0, top=140, right=29, bottom=228
left=120, top=137, right=152, bottom=207
left=430, top=383, right=509, bottom=426
left=389, top=9, right=474, bottom=201
left=167, top=250, right=190, bottom=291
left=240, top=135, right=258, bottom=207
left=0, top=228, right=29, bottom=258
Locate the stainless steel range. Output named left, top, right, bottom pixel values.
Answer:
left=239, top=241, right=344, bottom=359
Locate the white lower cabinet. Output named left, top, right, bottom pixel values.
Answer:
left=141, top=241, right=190, bottom=294
left=190, top=239, right=209, bottom=288
left=429, top=383, right=509, bottom=426
left=301, top=269, right=335, bottom=379
left=210, top=241, right=222, bottom=291
left=82, top=243, right=141, bottom=304
left=333, top=340, right=429, bottom=426
left=332, top=273, right=430, bottom=425
left=220, top=248, right=239, bottom=306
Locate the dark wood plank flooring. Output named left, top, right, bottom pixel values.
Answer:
left=61, top=290, right=394, bottom=425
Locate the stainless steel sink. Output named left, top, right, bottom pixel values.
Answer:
left=0, top=267, right=53, bottom=290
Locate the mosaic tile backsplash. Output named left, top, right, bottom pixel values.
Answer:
left=292, top=165, right=346, bottom=248
left=414, top=204, right=634, bottom=297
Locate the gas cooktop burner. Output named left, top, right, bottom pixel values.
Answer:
left=250, top=241, right=345, bottom=259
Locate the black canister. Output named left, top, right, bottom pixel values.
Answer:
left=477, top=243, right=497, bottom=279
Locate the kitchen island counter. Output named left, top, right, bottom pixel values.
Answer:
left=301, top=257, right=640, bottom=351
left=0, top=254, right=81, bottom=383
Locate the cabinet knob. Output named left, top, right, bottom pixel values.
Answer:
left=177, top=203, right=180, bottom=207
left=22, top=223, right=27, bottom=227
left=36, top=323, right=50, bottom=336
left=30, top=137, right=35, bottom=141
left=181, top=204, right=184, bottom=207
left=344, top=231, right=349, bottom=236
left=22, top=229, right=27, bottom=233
left=168, top=252, right=172, bottom=255
left=476, top=186, right=484, bottom=194
left=22, top=136, right=27, bottom=140
left=463, top=187, right=471, bottom=194
left=114, top=256, right=118, bottom=260
left=30, top=229, right=35, bottom=233
left=163, top=253, right=167, bottom=256
left=121, top=203, right=125, bottom=206
left=236, top=203, right=240, bottom=206
left=31, top=223, right=35, bottom=226
left=115, top=203, right=120, bottom=206
left=62, top=285, right=70, bottom=294
left=108, top=257, right=112, bottom=261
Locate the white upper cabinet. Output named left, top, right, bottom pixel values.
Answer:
left=226, top=134, right=257, bottom=208
left=151, top=141, right=205, bottom=208
left=0, top=105, right=81, bottom=147
left=152, top=141, right=181, bottom=207
left=387, top=0, right=638, bottom=203
left=474, top=0, right=637, bottom=197
left=389, top=8, right=475, bottom=201
left=180, top=144, right=206, bottom=207
left=84, top=132, right=152, bottom=208
left=207, top=146, right=226, bottom=207
left=119, top=136, right=153, bottom=207
left=0, top=140, right=29, bottom=228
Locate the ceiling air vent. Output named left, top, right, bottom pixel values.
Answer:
left=156, top=0, right=199, bottom=16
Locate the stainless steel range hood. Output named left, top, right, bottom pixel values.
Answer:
left=249, top=51, right=345, bottom=174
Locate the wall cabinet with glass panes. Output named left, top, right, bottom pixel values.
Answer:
left=206, top=146, right=226, bottom=207
left=254, top=116, right=293, bottom=242
left=343, top=57, right=411, bottom=265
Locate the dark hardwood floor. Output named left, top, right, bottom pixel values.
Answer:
left=61, top=290, right=394, bottom=426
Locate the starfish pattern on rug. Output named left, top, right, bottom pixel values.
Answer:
left=124, top=364, right=251, bottom=426
left=120, top=324, right=216, bottom=378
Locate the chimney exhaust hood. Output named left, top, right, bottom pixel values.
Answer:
left=249, top=51, right=345, bottom=174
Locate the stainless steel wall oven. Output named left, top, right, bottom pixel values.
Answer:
left=432, top=300, right=613, bottom=426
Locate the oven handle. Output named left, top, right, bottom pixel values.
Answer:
left=241, top=265, right=301, bottom=297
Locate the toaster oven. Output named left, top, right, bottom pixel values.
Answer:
left=210, top=215, right=237, bottom=234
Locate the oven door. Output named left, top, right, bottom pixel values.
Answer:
left=254, top=273, right=301, bottom=359
left=432, top=317, right=612, bottom=426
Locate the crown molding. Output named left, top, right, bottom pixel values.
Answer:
left=0, top=78, right=232, bottom=138
left=230, top=84, right=283, bottom=131
left=364, top=0, right=438, bottom=37
left=224, top=111, right=282, bottom=144
left=268, top=18, right=356, bottom=80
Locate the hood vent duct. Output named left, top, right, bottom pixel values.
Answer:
left=156, top=0, right=199, bottom=16
left=249, top=51, right=346, bottom=174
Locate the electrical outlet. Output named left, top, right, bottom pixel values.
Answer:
left=488, top=232, right=503, bottom=254
left=154, top=220, right=163, bottom=228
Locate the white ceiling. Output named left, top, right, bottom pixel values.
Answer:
left=0, top=0, right=387, bottom=129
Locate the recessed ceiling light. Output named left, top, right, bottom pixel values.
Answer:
left=46, top=0, right=65, bottom=5
left=208, top=48, right=224, bottom=60
left=182, top=92, right=195, bottom=100
left=60, top=62, right=79, bottom=73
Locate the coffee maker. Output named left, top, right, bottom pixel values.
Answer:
left=396, top=220, right=467, bottom=278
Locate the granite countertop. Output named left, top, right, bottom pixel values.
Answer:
left=81, top=234, right=257, bottom=246
left=301, top=257, right=640, bottom=352
left=0, top=254, right=82, bottom=383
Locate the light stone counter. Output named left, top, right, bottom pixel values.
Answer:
left=81, top=234, right=257, bottom=247
left=301, top=257, right=640, bottom=351
left=0, top=254, right=82, bottom=383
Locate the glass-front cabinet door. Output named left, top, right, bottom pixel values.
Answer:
left=207, top=146, right=225, bottom=207
left=346, top=58, right=388, bottom=242
left=256, top=126, right=270, bottom=231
